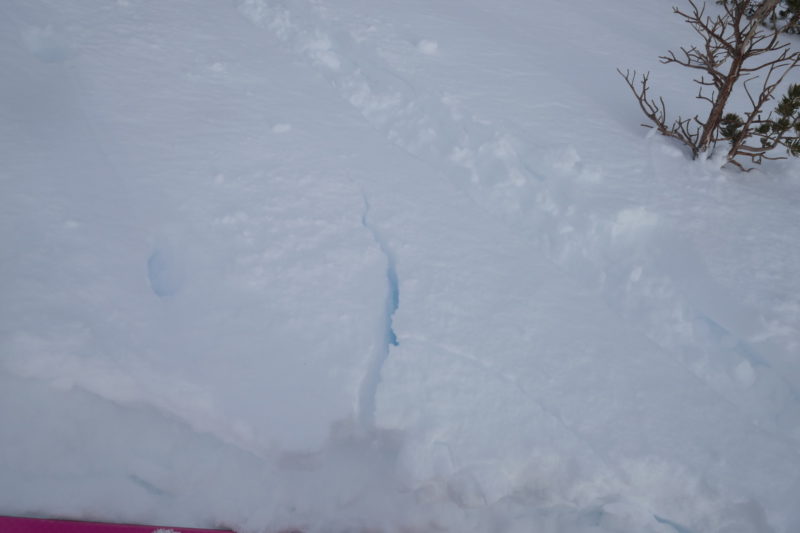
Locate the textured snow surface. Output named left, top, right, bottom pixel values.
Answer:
left=2, top=1, right=800, bottom=532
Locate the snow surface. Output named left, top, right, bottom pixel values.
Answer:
left=2, top=1, right=800, bottom=532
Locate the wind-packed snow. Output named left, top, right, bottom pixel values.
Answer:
left=2, top=1, right=799, bottom=532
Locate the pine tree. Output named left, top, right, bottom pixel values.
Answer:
left=721, top=0, right=800, bottom=33
left=620, top=0, right=800, bottom=169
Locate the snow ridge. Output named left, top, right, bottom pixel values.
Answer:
left=358, top=194, right=399, bottom=430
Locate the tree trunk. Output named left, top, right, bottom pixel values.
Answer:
left=696, top=0, right=781, bottom=156
left=697, top=55, right=745, bottom=155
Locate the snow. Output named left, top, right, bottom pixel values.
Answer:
left=1, top=1, right=799, bottom=532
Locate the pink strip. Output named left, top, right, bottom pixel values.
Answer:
left=0, top=516, right=233, bottom=533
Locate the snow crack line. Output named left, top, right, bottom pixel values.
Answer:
left=358, top=194, right=399, bottom=429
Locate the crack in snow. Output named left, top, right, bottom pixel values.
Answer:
left=357, top=194, right=399, bottom=429
left=653, top=514, right=696, bottom=533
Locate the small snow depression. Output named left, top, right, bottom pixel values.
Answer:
left=146, top=248, right=185, bottom=298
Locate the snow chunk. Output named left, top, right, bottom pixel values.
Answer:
left=734, top=360, right=756, bottom=388
left=303, top=33, right=341, bottom=70
left=417, top=39, right=439, bottom=55
left=208, top=62, right=227, bottom=73
left=611, top=207, right=659, bottom=240
left=271, top=123, right=292, bottom=133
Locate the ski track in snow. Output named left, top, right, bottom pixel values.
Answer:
left=238, top=0, right=539, bottom=209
